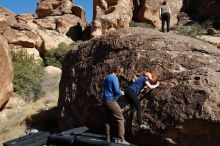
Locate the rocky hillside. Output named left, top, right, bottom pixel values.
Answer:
left=91, top=0, right=133, bottom=38
left=58, top=27, right=220, bottom=146
left=0, top=0, right=86, bottom=57
left=135, top=0, right=182, bottom=28
left=91, top=0, right=220, bottom=37
left=0, top=0, right=86, bottom=108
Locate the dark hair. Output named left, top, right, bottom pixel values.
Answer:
left=112, top=65, right=121, bottom=75
left=163, top=1, right=167, bottom=5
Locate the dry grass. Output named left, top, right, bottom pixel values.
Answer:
left=0, top=95, right=58, bottom=146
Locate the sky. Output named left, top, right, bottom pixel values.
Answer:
left=0, top=0, right=93, bottom=23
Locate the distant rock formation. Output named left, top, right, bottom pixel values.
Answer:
left=0, top=2, right=86, bottom=56
left=136, top=0, right=183, bottom=29
left=91, top=0, right=220, bottom=35
left=0, top=2, right=86, bottom=109
left=91, top=0, right=133, bottom=38
left=36, top=0, right=74, bottom=18
left=91, top=0, right=183, bottom=35
left=58, top=27, right=220, bottom=146
left=136, top=0, right=220, bottom=28
left=71, top=5, right=87, bottom=27
left=0, top=36, right=13, bottom=110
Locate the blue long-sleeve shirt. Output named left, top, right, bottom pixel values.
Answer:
left=128, top=76, right=148, bottom=95
left=102, top=73, right=122, bottom=101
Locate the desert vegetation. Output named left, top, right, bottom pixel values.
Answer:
left=12, top=50, right=44, bottom=101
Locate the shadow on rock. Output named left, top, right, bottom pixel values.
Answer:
left=25, top=107, right=59, bottom=133
left=66, top=22, right=83, bottom=41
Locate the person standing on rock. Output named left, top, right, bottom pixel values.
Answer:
left=102, top=65, right=130, bottom=145
left=160, top=1, right=171, bottom=32
left=125, top=71, right=160, bottom=130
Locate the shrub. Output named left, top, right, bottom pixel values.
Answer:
left=129, top=21, right=154, bottom=28
left=44, top=42, right=71, bottom=68
left=12, top=50, right=44, bottom=101
left=175, top=23, right=204, bottom=37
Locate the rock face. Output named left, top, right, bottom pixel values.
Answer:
left=36, top=0, right=74, bottom=18
left=91, top=0, right=133, bottom=38
left=0, top=7, right=16, bottom=35
left=71, top=5, right=87, bottom=27
left=91, top=0, right=220, bottom=33
left=0, top=36, right=13, bottom=109
left=0, top=5, right=86, bottom=56
left=136, top=0, right=183, bottom=29
left=58, top=27, right=220, bottom=146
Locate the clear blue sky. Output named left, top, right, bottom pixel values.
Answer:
left=0, top=0, right=93, bottom=23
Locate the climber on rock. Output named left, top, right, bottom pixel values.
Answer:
left=125, top=71, right=160, bottom=130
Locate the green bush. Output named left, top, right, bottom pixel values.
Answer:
left=175, top=23, right=204, bottom=37
left=44, top=42, right=71, bottom=68
left=12, top=50, right=44, bottom=101
left=129, top=21, right=154, bottom=28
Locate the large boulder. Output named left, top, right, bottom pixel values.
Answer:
left=0, top=36, right=13, bottom=109
left=136, top=0, right=182, bottom=29
left=16, top=14, right=39, bottom=30
left=33, top=18, right=56, bottom=30
left=0, top=7, right=16, bottom=34
left=52, top=14, right=84, bottom=33
left=0, top=16, right=10, bottom=35
left=0, top=7, right=15, bottom=17
left=91, top=0, right=133, bottom=38
left=71, top=5, right=87, bottom=27
left=36, top=29, right=72, bottom=54
left=4, top=28, right=42, bottom=49
left=58, top=27, right=220, bottom=146
left=36, top=0, right=74, bottom=18
left=42, top=66, right=62, bottom=99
